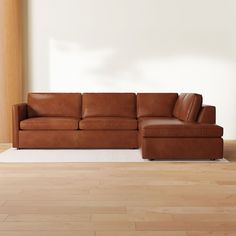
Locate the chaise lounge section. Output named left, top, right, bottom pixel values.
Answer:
left=138, top=93, right=223, bottom=159
left=12, top=92, right=223, bottom=160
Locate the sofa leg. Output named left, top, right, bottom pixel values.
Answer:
left=148, top=159, right=155, bottom=161
left=210, top=157, right=217, bottom=161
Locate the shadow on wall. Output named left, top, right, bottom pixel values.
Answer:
left=25, top=0, right=236, bottom=138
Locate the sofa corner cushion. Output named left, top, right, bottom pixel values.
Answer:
left=82, top=93, right=136, bottom=118
left=139, top=117, right=223, bottom=138
left=137, top=93, right=178, bottom=118
left=28, top=93, right=82, bottom=118
left=79, top=117, right=137, bottom=130
left=20, top=117, right=79, bottom=130
left=173, top=93, right=202, bottom=121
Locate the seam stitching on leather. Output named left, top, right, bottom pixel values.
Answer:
left=188, top=94, right=196, bottom=121
left=180, top=93, right=186, bottom=120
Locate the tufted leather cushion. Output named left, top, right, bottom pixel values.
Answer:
left=28, top=93, right=82, bottom=118
left=137, top=93, right=178, bottom=118
left=173, top=93, right=202, bottom=122
left=82, top=93, right=136, bottom=118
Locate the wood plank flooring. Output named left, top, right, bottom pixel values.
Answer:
left=223, top=140, right=236, bottom=161
left=0, top=141, right=236, bottom=235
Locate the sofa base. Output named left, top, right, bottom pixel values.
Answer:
left=19, top=130, right=138, bottom=149
left=141, top=137, right=223, bottom=160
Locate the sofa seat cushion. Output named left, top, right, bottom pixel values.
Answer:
left=79, top=117, right=137, bottom=130
left=139, top=118, right=223, bottom=138
left=20, top=117, right=79, bottom=130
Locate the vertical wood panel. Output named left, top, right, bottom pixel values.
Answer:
left=0, top=0, right=23, bottom=142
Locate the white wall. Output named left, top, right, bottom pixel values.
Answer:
left=25, top=0, right=236, bottom=139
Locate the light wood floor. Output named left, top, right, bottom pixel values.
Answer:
left=0, top=141, right=236, bottom=236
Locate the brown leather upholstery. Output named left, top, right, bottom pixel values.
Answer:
left=19, top=130, right=138, bottom=149
left=19, top=131, right=79, bottom=148
left=139, top=117, right=183, bottom=129
left=12, top=103, right=28, bottom=148
left=20, top=117, right=79, bottom=130
left=141, top=138, right=223, bottom=159
left=28, top=93, right=82, bottom=118
left=79, top=117, right=137, bottom=130
left=137, top=93, right=178, bottom=117
left=173, top=93, right=202, bottom=121
left=139, top=118, right=223, bottom=137
left=76, top=131, right=138, bottom=148
left=82, top=93, right=136, bottom=118
left=198, top=105, right=216, bottom=124
left=12, top=92, right=224, bottom=160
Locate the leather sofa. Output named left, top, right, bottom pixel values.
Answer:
left=12, top=93, right=223, bottom=160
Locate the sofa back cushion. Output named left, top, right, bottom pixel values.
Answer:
left=82, top=93, right=136, bottom=118
left=137, top=93, right=178, bottom=118
left=28, top=93, right=82, bottom=118
left=173, top=93, right=202, bottom=122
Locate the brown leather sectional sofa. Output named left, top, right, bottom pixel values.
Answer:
left=12, top=93, right=223, bottom=160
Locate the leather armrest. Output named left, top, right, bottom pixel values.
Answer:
left=12, top=103, right=27, bottom=148
left=197, top=105, right=216, bottom=124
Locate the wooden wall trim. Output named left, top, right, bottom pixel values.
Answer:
left=0, top=0, right=23, bottom=142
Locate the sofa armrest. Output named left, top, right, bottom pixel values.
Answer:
left=197, top=105, right=216, bottom=124
left=12, top=103, right=27, bottom=148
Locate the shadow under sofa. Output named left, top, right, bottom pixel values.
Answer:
left=12, top=92, right=223, bottom=160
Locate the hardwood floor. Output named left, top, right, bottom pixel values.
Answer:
left=223, top=140, right=236, bottom=162
left=0, top=141, right=236, bottom=235
left=0, top=143, right=12, bottom=153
